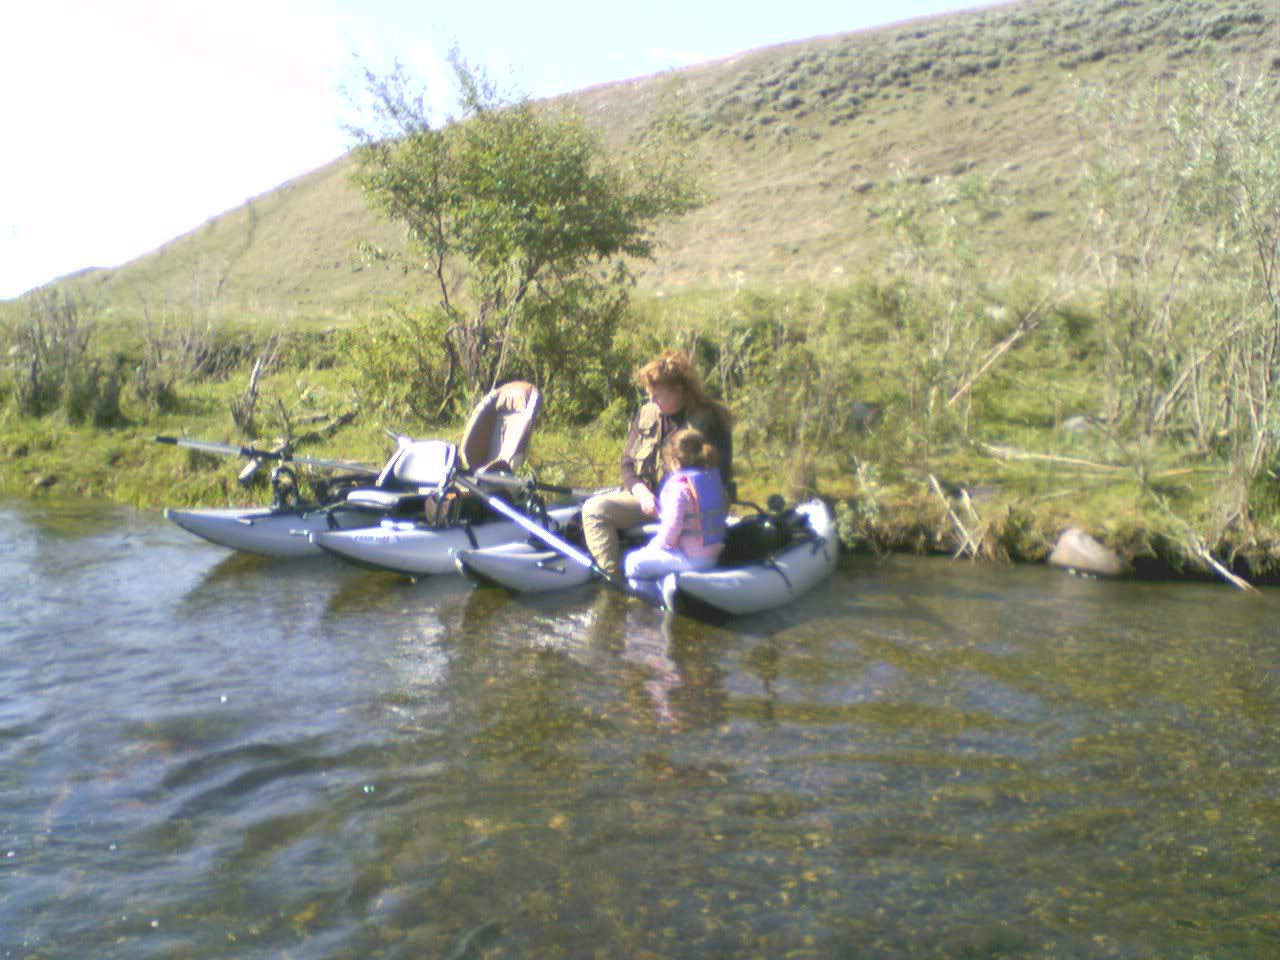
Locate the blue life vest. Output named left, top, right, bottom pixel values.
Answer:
left=667, top=467, right=727, bottom=547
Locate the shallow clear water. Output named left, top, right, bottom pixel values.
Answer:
left=2, top=497, right=1278, bottom=958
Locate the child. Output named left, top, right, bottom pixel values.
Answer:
left=623, top=428, right=728, bottom=591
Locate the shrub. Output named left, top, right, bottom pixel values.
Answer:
left=65, top=360, right=125, bottom=427
left=2, top=290, right=102, bottom=420
left=339, top=304, right=456, bottom=427
left=134, top=317, right=223, bottom=410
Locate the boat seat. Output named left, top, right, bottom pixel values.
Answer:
left=339, top=382, right=541, bottom=516
left=379, top=438, right=457, bottom=488
left=458, top=381, right=541, bottom=474
left=343, top=489, right=429, bottom=512
left=343, top=439, right=457, bottom=510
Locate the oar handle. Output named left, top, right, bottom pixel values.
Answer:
left=472, top=469, right=605, bottom=501
left=538, top=481, right=610, bottom=499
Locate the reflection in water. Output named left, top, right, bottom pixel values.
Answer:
left=5, top=500, right=1280, bottom=959
left=622, top=606, right=725, bottom=731
left=556, top=587, right=735, bottom=733
left=622, top=609, right=683, bottom=726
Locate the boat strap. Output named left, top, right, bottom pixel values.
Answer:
left=763, top=557, right=793, bottom=591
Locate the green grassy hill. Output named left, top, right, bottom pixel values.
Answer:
left=33, top=0, right=1278, bottom=324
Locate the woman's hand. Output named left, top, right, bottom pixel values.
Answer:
left=633, top=484, right=658, bottom=517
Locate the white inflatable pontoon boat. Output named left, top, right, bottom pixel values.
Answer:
left=454, top=499, right=838, bottom=619
left=162, top=382, right=543, bottom=560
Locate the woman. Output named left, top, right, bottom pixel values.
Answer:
left=583, top=350, right=733, bottom=577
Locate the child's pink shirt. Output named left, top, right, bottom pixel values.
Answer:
left=651, top=474, right=722, bottom=563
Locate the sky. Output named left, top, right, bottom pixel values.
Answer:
left=0, top=0, right=993, bottom=300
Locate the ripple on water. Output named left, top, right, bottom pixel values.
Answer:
left=5, top=505, right=1280, bottom=959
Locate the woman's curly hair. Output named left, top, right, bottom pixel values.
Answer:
left=633, top=350, right=732, bottom=428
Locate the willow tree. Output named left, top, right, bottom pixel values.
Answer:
left=344, top=51, right=706, bottom=423
left=1078, top=63, right=1280, bottom=514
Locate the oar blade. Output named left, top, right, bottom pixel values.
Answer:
left=287, top=455, right=379, bottom=475
left=154, top=435, right=377, bottom=475
left=154, top=435, right=255, bottom=460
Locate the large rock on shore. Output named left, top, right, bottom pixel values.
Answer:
left=1049, top=528, right=1126, bottom=577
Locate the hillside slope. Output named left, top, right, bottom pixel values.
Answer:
left=48, top=0, right=1280, bottom=321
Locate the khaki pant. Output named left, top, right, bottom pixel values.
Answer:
left=582, top=489, right=651, bottom=577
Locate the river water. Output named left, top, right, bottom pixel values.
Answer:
left=2, top=497, right=1278, bottom=959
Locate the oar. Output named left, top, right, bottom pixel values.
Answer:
left=452, top=474, right=636, bottom=595
left=154, top=435, right=379, bottom=475
left=466, top=470, right=609, bottom=502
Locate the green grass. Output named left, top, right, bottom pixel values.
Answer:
left=9, top=0, right=1274, bottom=324
left=1, top=277, right=1244, bottom=576
left=0, top=360, right=625, bottom=510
